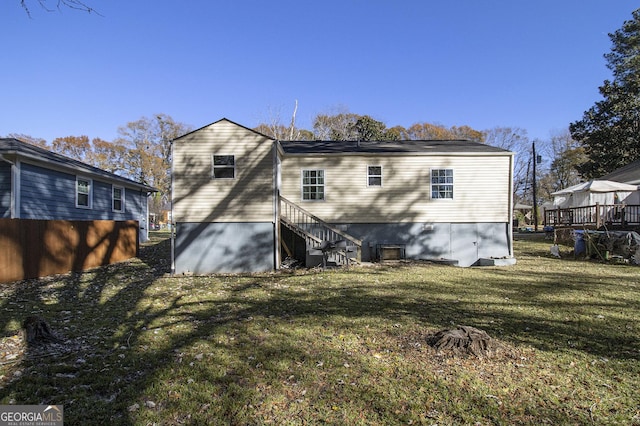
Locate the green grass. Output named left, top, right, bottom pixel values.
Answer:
left=1, top=234, right=639, bottom=425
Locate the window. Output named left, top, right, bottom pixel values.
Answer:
left=112, top=186, right=124, bottom=212
left=302, top=169, right=325, bottom=200
left=76, top=177, right=92, bottom=208
left=212, top=155, right=235, bottom=179
left=431, top=169, right=453, bottom=199
left=367, top=165, right=382, bottom=187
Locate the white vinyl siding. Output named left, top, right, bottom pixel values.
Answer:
left=173, top=120, right=275, bottom=222
left=280, top=154, right=512, bottom=223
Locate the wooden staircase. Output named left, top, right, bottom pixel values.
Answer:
left=279, top=196, right=362, bottom=267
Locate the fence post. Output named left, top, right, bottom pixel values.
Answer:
left=596, top=203, right=601, bottom=228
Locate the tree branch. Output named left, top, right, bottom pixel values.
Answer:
left=21, top=0, right=101, bottom=17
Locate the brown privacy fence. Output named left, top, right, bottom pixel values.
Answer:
left=0, top=219, right=139, bottom=284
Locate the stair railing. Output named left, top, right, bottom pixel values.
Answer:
left=279, top=196, right=362, bottom=264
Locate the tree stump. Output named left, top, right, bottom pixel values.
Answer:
left=426, top=326, right=494, bottom=357
left=23, top=316, right=63, bottom=345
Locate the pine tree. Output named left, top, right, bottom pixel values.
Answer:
left=570, top=8, right=640, bottom=178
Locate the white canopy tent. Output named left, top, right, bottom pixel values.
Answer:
left=550, top=180, right=639, bottom=208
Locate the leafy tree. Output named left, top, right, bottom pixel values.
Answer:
left=114, top=115, right=191, bottom=218
left=538, top=129, right=587, bottom=199
left=384, top=126, right=405, bottom=141
left=352, top=115, right=387, bottom=141
left=449, top=125, right=485, bottom=142
left=570, top=8, right=640, bottom=178
left=404, top=123, right=452, bottom=140
left=87, top=138, right=129, bottom=174
left=5, top=133, right=48, bottom=148
left=260, top=107, right=482, bottom=143
left=51, top=135, right=91, bottom=162
left=48, top=136, right=129, bottom=176
left=297, top=129, right=315, bottom=141
left=115, top=114, right=191, bottom=196
left=402, top=123, right=484, bottom=142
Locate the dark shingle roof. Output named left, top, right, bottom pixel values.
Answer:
left=279, top=139, right=513, bottom=155
left=0, top=138, right=157, bottom=192
left=600, top=159, right=640, bottom=184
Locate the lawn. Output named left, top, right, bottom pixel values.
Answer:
left=0, top=233, right=639, bottom=425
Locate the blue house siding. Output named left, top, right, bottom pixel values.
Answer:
left=0, top=162, right=10, bottom=218
left=19, top=163, right=147, bottom=222
left=122, top=188, right=146, bottom=221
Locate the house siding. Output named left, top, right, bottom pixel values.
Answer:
left=172, top=119, right=515, bottom=271
left=336, top=222, right=510, bottom=266
left=0, top=162, right=10, bottom=218
left=280, top=153, right=512, bottom=223
left=172, top=119, right=277, bottom=274
left=19, top=162, right=147, bottom=222
left=173, top=120, right=275, bottom=223
left=175, top=222, right=275, bottom=274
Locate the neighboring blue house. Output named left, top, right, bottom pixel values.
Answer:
left=0, top=138, right=156, bottom=241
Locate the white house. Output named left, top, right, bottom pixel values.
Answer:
left=171, top=118, right=515, bottom=273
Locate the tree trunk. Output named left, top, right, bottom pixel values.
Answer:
left=426, top=326, right=494, bottom=357
left=23, top=316, right=62, bottom=345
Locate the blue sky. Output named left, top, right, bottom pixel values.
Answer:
left=1, top=1, right=635, bottom=143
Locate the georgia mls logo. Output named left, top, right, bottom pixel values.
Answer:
left=43, top=405, right=62, bottom=418
left=0, top=404, right=64, bottom=425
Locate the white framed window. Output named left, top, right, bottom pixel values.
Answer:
left=367, top=165, right=382, bottom=187
left=76, top=177, right=92, bottom=208
left=212, top=155, right=235, bottom=179
left=112, top=185, right=124, bottom=212
left=431, top=169, right=453, bottom=199
left=301, top=169, right=325, bottom=201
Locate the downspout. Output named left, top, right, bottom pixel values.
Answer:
left=143, top=190, right=150, bottom=244
left=273, top=140, right=281, bottom=270
left=170, top=139, right=176, bottom=275
left=0, top=154, right=19, bottom=219
left=508, top=152, right=515, bottom=258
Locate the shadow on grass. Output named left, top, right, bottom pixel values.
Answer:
left=0, top=235, right=637, bottom=424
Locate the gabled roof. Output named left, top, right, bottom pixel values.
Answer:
left=279, top=139, right=513, bottom=155
left=600, top=159, right=640, bottom=185
left=0, top=138, right=157, bottom=192
left=172, top=117, right=274, bottom=142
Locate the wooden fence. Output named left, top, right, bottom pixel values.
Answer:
left=0, top=219, right=139, bottom=284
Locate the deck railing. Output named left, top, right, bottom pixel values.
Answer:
left=544, top=204, right=640, bottom=228
left=279, top=196, right=362, bottom=264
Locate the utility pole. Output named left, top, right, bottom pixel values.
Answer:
left=532, top=142, right=538, bottom=232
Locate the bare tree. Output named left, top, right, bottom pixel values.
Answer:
left=537, top=129, right=586, bottom=200
left=255, top=101, right=307, bottom=140
left=20, top=0, right=99, bottom=17
left=484, top=127, right=532, bottom=204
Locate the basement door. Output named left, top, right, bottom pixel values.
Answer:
left=451, top=223, right=506, bottom=267
left=451, top=224, right=489, bottom=267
